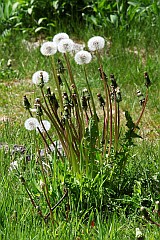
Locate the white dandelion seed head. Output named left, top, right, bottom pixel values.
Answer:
left=72, top=42, right=85, bottom=53
left=37, top=120, right=51, bottom=133
left=58, top=39, right=74, bottom=53
left=74, top=50, right=92, bottom=65
left=25, top=118, right=39, bottom=131
left=88, top=36, right=105, bottom=51
left=32, top=71, right=49, bottom=85
left=40, top=41, right=57, bottom=56
left=53, top=33, right=69, bottom=45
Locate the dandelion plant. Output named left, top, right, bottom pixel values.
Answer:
left=23, top=33, right=151, bottom=175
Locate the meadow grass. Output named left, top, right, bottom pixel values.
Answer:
left=0, top=27, right=160, bottom=239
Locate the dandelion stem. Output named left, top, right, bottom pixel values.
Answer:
left=28, top=109, right=33, bottom=117
left=114, top=92, right=118, bottom=153
left=87, top=99, right=93, bottom=117
left=40, top=87, right=54, bottom=122
left=96, top=52, right=111, bottom=156
left=44, top=189, right=68, bottom=219
left=117, top=102, right=120, bottom=139
left=62, top=73, right=72, bottom=96
left=19, top=176, right=45, bottom=222
left=102, top=105, right=106, bottom=145
left=50, top=56, right=63, bottom=109
left=47, top=97, right=64, bottom=130
left=134, top=89, right=149, bottom=129
left=63, top=53, right=74, bottom=85
left=63, top=53, right=84, bottom=134
left=37, top=126, right=52, bottom=152
left=65, top=120, right=78, bottom=171
left=108, top=85, right=113, bottom=157
left=72, top=95, right=83, bottom=141
left=39, top=102, right=67, bottom=154
left=83, top=66, right=97, bottom=118
left=37, top=150, right=54, bottom=225
left=39, top=116, right=63, bottom=160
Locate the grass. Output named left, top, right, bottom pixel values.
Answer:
left=0, top=141, right=160, bottom=239
left=0, top=25, right=160, bottom=239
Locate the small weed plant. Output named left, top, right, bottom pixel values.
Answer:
left=10, top=32, right=153, bottom=226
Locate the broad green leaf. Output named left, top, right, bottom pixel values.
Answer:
left=125, top=111, right=135, bottom=130
left=12, top=2, right=19, bottom=11
left=90, top=15, right=98, bottom=25
left=35, top=27, right=46, bottom=32
left=38, top=17, right=47, bottom=25
left=27, top=7, right=32, bottom=15
left=110, top=14, right=118, bottom=24
left=47, top=23, right=55, bottom=27
left=128, top=1, right=139, bottom=7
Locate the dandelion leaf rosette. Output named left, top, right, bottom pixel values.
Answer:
left=125, top=111, right=135, bottom=130
left=125, top=111, right=142, bottom=140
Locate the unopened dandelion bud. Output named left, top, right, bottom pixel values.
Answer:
left=136, top=228, right=145, bottom=240
left=136, top=90, right=143, bottom=98
left=36, top=106, right=43, bottom=117
left=34, top=98, right=41, bottom=106
left=82, top=88, right=90, bottom=100
left=136, top=90, right=145, bottom=106
left=63, top=93, right=70, bottom=107
left=63, top=106, right=70, bottom=119
left=57, top=74, right=63, bottom=85
left=81, top=96, right=88, bottom=111
left=23, top=95, right=31, bottom=110
left=40, top=179, right=45, bottom=189
left=46, top=87, right=51, bottom=97
left=137, top=90, right=143, bottom=97
left=97, top=93, right=105, bottom=107
left=110, top=88, right=115, bottom=101
left=71, top=84, right=76, bottom=93
left=144, top=72, right=151, bottom=88
left=116, top=87, right=122, bottom=103
left=98, top=68, right=108, bottom=81
left=50, top=92, right=59, bottom=110
left=82, top=88, right=88, bottom=94
left=57, top=58, right=66, bottom=74
left=71, top=93, right=78, bottom=105
left=139, top=98, right=145, bottom=106
left=38, top=72, right=44, bottom=88
left=63, top=92, right=68, bottom=97
left=110, top=74, right=118, bottom=89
